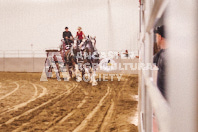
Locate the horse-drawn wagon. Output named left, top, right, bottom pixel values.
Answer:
left=44, top=36, right=100, bottom=86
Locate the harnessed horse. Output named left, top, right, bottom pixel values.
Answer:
left=75, top=36, right=100, bottom=86
left=61, top=38, right=82, bottom=82
left=45, top=36, right=99, bottom=86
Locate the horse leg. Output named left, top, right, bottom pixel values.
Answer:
left=91, top=69, right=98, bottom=86
left=89, top=67, right=93, bottom=83
left=82, top=66, right=85, bottom=81
left=75, top=63, right=82, bottom=82
left=47, top=65, right=53, bottom=78
left=62, top=65, right=67, bottom=81
left=56, top=63, right=60, bottom=75
left=63, top=64, right=70, bottom=81
left=65, top=50, right=70, bottom=62
left=69, top=69, right=72, bottom=78
left=69, top=62, right=75, bottom=79
left=52, top=54, right=61, bottom=81
left=89, top=61, right=98, bottom=86
left=55, top=62, right=61, bottom=81
left=71, top=58, right=76, bottom=78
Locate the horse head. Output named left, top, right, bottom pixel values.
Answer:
left=84, top=35, right=96, bottom=49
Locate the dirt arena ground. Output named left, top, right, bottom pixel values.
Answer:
left=0, top=72, right=138, bottom=132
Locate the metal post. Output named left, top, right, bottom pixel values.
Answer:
left=138, top=69, right=142, bottom=132
left=31, top=44, right=34, bottom=72
left=33, top=51, right=34, bottom=72
left=3, top=51, right=5, bottom=72
left=139, top=0, right=155, bottom=131
left=144, top=0, right=154, bottom=130
left=144, top=33, right=152, bottom=132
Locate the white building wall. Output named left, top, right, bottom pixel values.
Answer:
left=0, top=0, right=139, bottom=53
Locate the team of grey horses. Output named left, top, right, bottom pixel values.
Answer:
left=45, top=36, right=100, bottom=86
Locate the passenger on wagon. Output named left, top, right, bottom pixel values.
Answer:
left=153, top=25, right=167, bottom=99
left=76, top=26, right=85, bottom=44
left=63, top=27, right=74, bottom=45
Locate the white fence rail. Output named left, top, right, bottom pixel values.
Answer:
left=138, top=0, right=170, bottom=132
left=139, top=0, right=198, bottom=132
left=142, top=70, right=170, bottom=132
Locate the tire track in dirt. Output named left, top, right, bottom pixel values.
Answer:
left=0, top=82, right=77, bottom=127
left=129, top=94, right=138, bottom=126
left=99, top=99, right=115, bottom=132
left=58, top=89, right=89, bottom=123
left=0, top=84, right=35, bottom=115
left=97, top=77, right=130, bottom=132
left=7, top=82, right=77, bottom=132
left=0, top=82, right=19, bottom=100
left=106, top=76, right=138, bottom=132
left=0, top=84, right=27, bottom=114
left=45, top=88, right=89, bottom=132
left=97, top=79, right=127, bottom=132
left=72, top=86, right=111, bottom=132
left=0, top=82, right=3, bottom=94
left=0, top=73, right=138, bottom=132
left=11, top=82, right=74, bottom=132
left=0, top=83, right=47, bottom=116
left=65, top=79, right=124, bottom=132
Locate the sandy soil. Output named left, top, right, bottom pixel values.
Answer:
left=0, top=72, right=138, bottom=132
